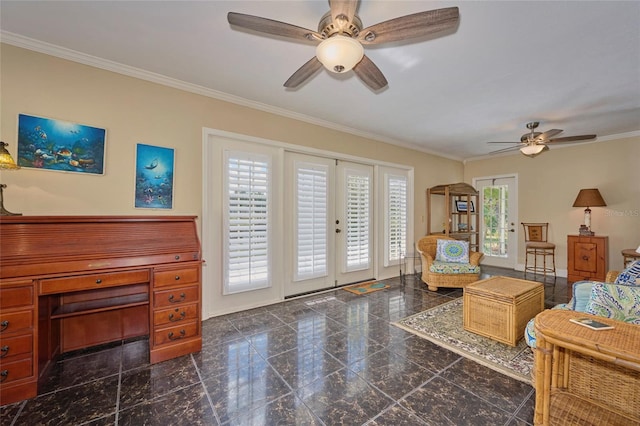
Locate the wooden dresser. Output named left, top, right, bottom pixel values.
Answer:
left=0, top=216, right=203, bottom=406
left=567, top=235, right=608, bottom=298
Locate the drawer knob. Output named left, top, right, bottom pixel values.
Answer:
left=582, top=256, right=589, bottom=261
left=0, top=345, right=9, bottom=358
left=0, top=370, right=8, bottom=383
left=96, top=279, right=103, bottom=284
left=174, top=275, right=181, bottom=281
left=168, top=311, right=186, bottom=322
left=175, top=255, right=180, bottom=260
left=168, top=293, right=186, bottom=303
left=0, top=320, right=8, bottom=332
left=168, top=329, right=186, bottom=341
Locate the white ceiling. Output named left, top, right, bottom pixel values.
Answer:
left=2, top=1, right=639, bottom=160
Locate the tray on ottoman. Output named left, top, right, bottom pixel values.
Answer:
left=463, top=276, right=544, bottom=346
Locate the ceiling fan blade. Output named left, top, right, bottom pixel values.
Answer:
left=535, top=129, right=563, bottom=141
left=548, top=135, right=597, bottom=143
left=228, top=12, right=321, bottom=42
left=489, top=143, right=526, bottom=154
left=358, top=7, right=459, bottom=45
left=352, top=55, right=388, bottom=90
left=330, top=0, right=358, bottom=27
left=488, top=145, right=524, bottom=155
left=284, top=57, right=323, bottom=88
left=487, top=141, right=521, bottom=144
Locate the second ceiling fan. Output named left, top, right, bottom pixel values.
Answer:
left=488, top=122, right=597, bottom=157
left=227, top=1, right=459, bottom=91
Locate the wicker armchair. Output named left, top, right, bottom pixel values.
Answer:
left=416, top=235, right=483, bottom=291
left=533, top=309, right=640, bottom=425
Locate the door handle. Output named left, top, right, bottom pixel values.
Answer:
left=336, top=228, right=342, bottom=233
left=509, top=229, right=515, bottom=232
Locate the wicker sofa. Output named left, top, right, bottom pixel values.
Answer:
left=525, top=260, right=640, bottom=348
left=533, top=309, right=640, bottom=425
left=529, top=260, right=640, bottom=424
left=416, top=235, right=483, bottom=291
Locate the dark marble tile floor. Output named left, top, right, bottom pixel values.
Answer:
left=1, top=266, right=567, bottom=425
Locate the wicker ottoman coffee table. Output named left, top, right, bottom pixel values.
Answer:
left=463, top=276, right=544, bottom=346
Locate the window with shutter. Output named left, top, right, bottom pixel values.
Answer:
left=385, top=174, right=408, bottom=266
left=223, top=151, right=271, bottom=294
left=345, top=170, right=370, bottom=271
left=294, top=162, right=329, bottom=281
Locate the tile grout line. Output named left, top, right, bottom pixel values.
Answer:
left=190, top=353, right=222, bottom=425
left=113, top=342, right=124, bottom=425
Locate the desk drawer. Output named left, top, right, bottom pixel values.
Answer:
left=153, top=286, right=199, bottom=308
left=0, top=286, right=34, bottom=310
left=153, top=304, right=198, bottom=327
left=40, top=270, right=150, bottom=295
left=0, top=311, right=33, bottom=335
left=0, top=334, right=33, bottom=361
left=0, top=357, right=32, bottom=385
left=153, top=267, right=199, bottom=288
left=153, top=322, right=198, bottom=346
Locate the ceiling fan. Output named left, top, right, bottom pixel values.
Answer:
left=227, top=1, right=459, bottom=91
left=487, top=122, right=597, bottom=157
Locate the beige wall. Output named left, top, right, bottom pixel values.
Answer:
left=0, top=44, right=462, bottom=246
left=2, top=43, right=637, bottom=280
left=464, top=136, right=640, bottom=273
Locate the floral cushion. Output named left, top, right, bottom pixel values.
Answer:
left=585, top=283, right=640, bottom=324
left=435, top=239, right=469, bottom=263
left=429, top=260, right=480, bottom=274
left=614, top=260, right=640, bottom=286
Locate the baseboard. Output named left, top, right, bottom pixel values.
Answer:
left=514, top=263, right=567, bottom=278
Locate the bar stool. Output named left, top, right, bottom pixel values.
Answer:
left=522, top=222, right=556, bottom=279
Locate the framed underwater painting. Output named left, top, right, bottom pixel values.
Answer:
left=134, top=143, right=174, bottom=209
left=16, top=113, right=106, bottom=174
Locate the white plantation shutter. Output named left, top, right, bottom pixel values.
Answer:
left=385, top=174, right=408, bottom=266
left=294, top=162, right=329, bottom=281
left=224, top=151, right=271, bottom=294
left=345, top=169, right=371, bottom=272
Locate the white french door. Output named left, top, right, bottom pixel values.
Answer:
left=284, top=154, right=373, bottom=296
left=335, top=161, right=374, bottom=285
left=284, top=153, right=335, bottom=296
left=474, top=175, right=518, bottom=268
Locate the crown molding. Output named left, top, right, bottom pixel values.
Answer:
left=1, top=31, right=463, bottom=162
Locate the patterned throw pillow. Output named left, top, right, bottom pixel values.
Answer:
left=614, top=260, right=640, bottom=286
left=435, top=239, right=469, bottom=263
left=570, top=281, right=602, bottom=312
left=585, top=283, right=640, bottom=324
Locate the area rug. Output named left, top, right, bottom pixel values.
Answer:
left=392, top=298, right=533, bottom=383
left=343, top=280, right=390, bottom=295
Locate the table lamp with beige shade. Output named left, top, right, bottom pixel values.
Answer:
left=572, top=188, right=606, bottom=236
left=0, top=141, right=22, bottom=216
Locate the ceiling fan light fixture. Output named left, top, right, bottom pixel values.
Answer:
left=316, top=35, right=364, bottom=73
left=520, top=144, right=545, bottom=156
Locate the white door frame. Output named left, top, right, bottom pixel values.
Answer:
left=283, top=153, right=336, bottom=297
left=473, top=174, right=519, bottom=269
left=202, top=128, right=413, bottom=318
left=335, top=160, right=375, bottom=286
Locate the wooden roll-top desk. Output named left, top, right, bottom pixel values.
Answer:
left=0, top=216, right=203, bottom=405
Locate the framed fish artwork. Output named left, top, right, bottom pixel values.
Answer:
left=16, top=113, right=106, bottom=174
left=134, top=143, right=174, bottom=209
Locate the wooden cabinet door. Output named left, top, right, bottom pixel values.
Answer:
left=567, top=235, right=608, bottom=297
